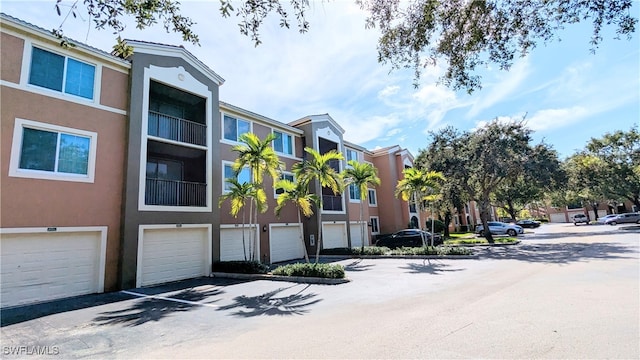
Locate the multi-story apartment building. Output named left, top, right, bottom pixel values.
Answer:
left=1, top=13, right=427, bottom=308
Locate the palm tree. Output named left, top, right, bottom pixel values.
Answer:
left=395, top=168, right=445, bottom=246
left=343, top=160, right=381, bottom=252
left=293, top=147, right=344, bottom=263
left=231, top=132, right=281, bottom=262
left=218, top=179, right=254, bottom=260
left=274, top=178, right=319, bottom=263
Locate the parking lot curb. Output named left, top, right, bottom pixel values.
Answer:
left=318, top=254, right=479, bottom=260
left=210, top=272, right=351, bottom=285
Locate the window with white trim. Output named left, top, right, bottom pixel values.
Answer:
left=368, top=189, right=377, bottom=206
left=275, top=172, right=295, bottom=196
left=29, top=47, right=95, bottom=100
left=349, top=184, right=361, bottom=201
left=273, top=131, right=293, bottom=155
left=223, top=163, right=251, bottom=192
left=9, top=119, right=97, bottom=182
left=346, top=149, right=359, bottom=163
left=370, top=217, right=380, bottom=234
left=223, top=114, right=250, bottom=142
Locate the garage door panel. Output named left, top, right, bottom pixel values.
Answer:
left=139, top=227, right=209, bottom=287
left=270, top=225, right=304, bottom=263
left=350, top=223, right=366, bottom=248
left=1, top=231, right=104, bottom=308
left=220, top=227, right=256, bottom=261
left=322, top=224, right=347, bottom=249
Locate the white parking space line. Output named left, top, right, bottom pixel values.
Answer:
left=121, top=290, right=220, bottom=308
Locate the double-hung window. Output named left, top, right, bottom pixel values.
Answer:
left=346, top=149, right=359, bottom=163
left=273, top=131, right=293, bottom=155
left=9, top=119, right=97, bottom=182
left=368, top=189, right=377, bottom=206
left=29, top=47, right=95, bottom=100
left=370, top=217, right=380, bottom=234
left=223, top=115, right=250, bottom=142
left=223, top=163, right=251, bottom=192
left=349, top=184, right=361, bottom=201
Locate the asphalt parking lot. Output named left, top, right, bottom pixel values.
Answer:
left=2, top=223, right=638, bottom=359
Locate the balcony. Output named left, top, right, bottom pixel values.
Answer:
left=145, top=178, right=207, bottom=207
left=148, top=111, right=206, bottom=146
left=322, top=195, right=343, bottom=211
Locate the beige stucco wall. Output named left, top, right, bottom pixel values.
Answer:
left=0, top=32, right=23, bottom=84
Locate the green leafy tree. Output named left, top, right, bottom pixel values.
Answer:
left=492, top=143, right=566, bottom=220
left=231, top=132, right=280, bottom=262
left=342, top=160, right=381, bottom=252
left=582, top=127, right=640, bottom=210
left=218, top=179, right=257, bottom=261
left=274, top=178, right=319, bottom=263
left=293, top=148, right=344, bottom=263
left=395, top=168, right=444, bottom=246
left=422, top=121, right=536, bottom=242
left=54, top=1, right=636, bottom=91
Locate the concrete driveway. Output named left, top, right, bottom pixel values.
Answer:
left=2, top=223, right=638, bottom=359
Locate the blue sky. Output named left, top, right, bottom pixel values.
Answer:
left=2, top=1, right=638, bottom=159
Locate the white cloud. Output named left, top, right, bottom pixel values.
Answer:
left=378, top=85, right=401, bottom=98
left=525, top=107, right=590, bottom=131
left=466, top=58, right=531, bottom=118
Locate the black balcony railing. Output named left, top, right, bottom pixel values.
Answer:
left=322, top=195, right=343, bottom=211
left=148, top=111, right=206, bottom=146
left=146, top=178, right=207, bottom=207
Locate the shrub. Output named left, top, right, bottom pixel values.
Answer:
left=319, top=247, right=353, bottom=255
left=352, top=246, right=390, bottom=256
left=272, top=263, right=345, bottom=279
left=389, top=246, right=473, bottom=256
left=212, top=260, right=270, bottom=274
left=425, top=219, right=446, bottom=233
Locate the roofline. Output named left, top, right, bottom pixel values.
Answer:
left=343, top=140, right=371, bottom=154
left=124, top=39, right=225, bottom=86
left=220, top=101, right=303, bottom=135
left=289, top=114, right=346, bottom=134
left=1, top=13, right=131, bottom=69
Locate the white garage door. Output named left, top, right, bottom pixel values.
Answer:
left=350, top=222, right=367, bottom=248
left=550, top=213, right=567, bottom=223
left=322, top=223, right=347, bottom=249
left=138, top=226, right=210, bottom=287
left=270, top=224, right=304, bottom=263
left=1, top=229, right=105, bottom=308
left=220, top=226, right=258, bottom=261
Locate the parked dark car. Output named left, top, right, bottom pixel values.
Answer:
left=516, top=219, right=541, bottom=228
left=375, top=229, right=443, bottom=248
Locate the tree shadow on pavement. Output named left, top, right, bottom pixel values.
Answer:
left=217, top=284, right=321, bottom=317
left=344, top=259, right=375, bottom=272
left=93, top=287, right=224, bottom=327
left=401, top=259, right=465, bottom=275
left=476, top=242, right=638, bottom=264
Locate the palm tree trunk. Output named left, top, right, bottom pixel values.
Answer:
left=415, top=191, right=426, bottom=247
left=360, top=200, right=365, bottom=253
left=242, top=207, right=247, bottom=261
left=315, top=211, right=322, bottom=264
left=297, top=210, right=310, bottom=263
left=248, top=199, right=254, bottom=260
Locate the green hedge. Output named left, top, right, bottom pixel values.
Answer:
left=425, top=219, right=446, bottom=233
left=320, top=246, right=390, bottom=256
left=272, top=263, right=345, bottom=279
left=389, top=246, right=473, bottom=256
left=445, top=237, right=518, bottom=245
left=212, top=260, right=270, bottom=274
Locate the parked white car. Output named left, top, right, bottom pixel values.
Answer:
left=476, top=221, right=524, bottom=237
left=596, top=214, right=618, bottom=224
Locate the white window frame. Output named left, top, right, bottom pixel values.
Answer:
left=274, top=171, right=295, bottom=198
left=222, top=161, right=251, bottom=193
left=27, top=45, right=97, bottom=101
left=9, top=118, right=97, bottom=183
left=272, top=130, right=294, bottom=156
left=370, top=216, right=380, bottom=235
left=368, top=188, right=377, bottom=207
left=346, top=148, right=359, bottom=163
left=348, top=184, right=361, bottom=203
left=221, top=113, right=252, bottom=144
